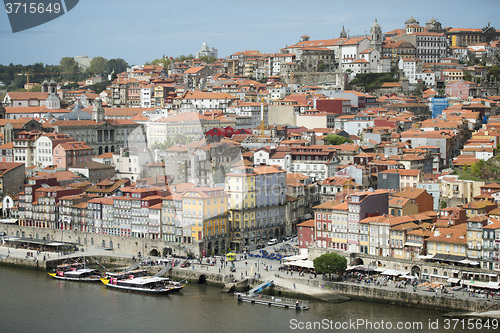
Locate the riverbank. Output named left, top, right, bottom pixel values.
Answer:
left=1, top=244, right=499, bottom=316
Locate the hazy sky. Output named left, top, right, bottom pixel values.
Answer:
left=1, top=0, right=499, bottom=66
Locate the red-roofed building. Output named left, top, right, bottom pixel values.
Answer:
left=446, top=80, right=479, bottom=99
left=0, top=142, right=13, bottom=162
left=53, top=141, right=93, bottom=169
left=297, top=219, right=315, bottom=250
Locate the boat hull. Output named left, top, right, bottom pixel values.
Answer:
left=48, top=272, right=101, bottom=282
left=100, top=278, right=179, bottom=294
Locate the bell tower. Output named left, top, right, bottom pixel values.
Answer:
left=370, top=19, right=382, bottom=52
left=92, top=97, right=105, bottom=123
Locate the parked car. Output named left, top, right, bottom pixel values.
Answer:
left=267, top=238, right=278, bottom=246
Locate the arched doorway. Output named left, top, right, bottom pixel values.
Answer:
left=207, top=241, right=212, bottom=256
left=163, top=247, right=172, bottom=257
left=98, top=146, right=103, bottom=155
left=411, top=265, right=421, bottom=278
left=149, top=249, right=159, bottom=257
left=352, top=258, right=364, bottom=266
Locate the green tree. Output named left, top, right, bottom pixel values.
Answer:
left=324, top=134, right=353, bottom=145
left=107, top=58, right=129, bottom=75
left=199, top=56, right=217, bottom=63
left=489, top=65, right=500, bottom=82
left=59, top=57, right=79, bottom=74
left=313, top=252, right=347, bottom=277
left=317, top=63, right=327, bottom=72
left=28, top=85, right=41, bottom=92
left=463, top=72, right=473, bottom=82
left=88, top=56, right=108, bottom=76
left=149, top=58, right=170, bottom=67
left=8, top=75, right=28, bottom=90
left=471, top=160, right=485, bottom=176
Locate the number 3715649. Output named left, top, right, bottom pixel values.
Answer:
left=5, top=2, right=62, bottom=14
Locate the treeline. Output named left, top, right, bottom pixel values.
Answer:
left=146, top=54, right=217, bottom=67
left=0, top=57, right=129, bottom=91
left=346, top=72, right=398, bottom=92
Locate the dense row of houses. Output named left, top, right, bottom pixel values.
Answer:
left=0, top=15, right=499, bottom=273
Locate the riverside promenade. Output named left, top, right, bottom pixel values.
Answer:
left=1, top=240, right=499, bottom=316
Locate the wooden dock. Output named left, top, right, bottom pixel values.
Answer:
left=236, top=293, right=309, bottom=310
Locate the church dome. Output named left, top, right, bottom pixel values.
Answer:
left=372, top=19, right=381, bottom=30
left=428, top=17, right=437, bottom=24
left=406, top=16, right=417, bottom=25
left=58, top=104, right=92, bottom=120
left=46, top=93, right=59, bottom=102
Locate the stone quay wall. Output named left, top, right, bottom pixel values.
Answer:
left=0, top=224, right=200, bottom=258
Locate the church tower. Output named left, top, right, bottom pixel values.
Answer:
left=340, top=26, right=347, bottom=39
left=370, top=19, right=382, bottom=52
left=92, top=98, right=105, bottom=123
left=41, top=80, right=49, bottom=93
left=48, top=80, right=57, bottom=94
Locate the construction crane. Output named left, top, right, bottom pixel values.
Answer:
left=16, top=71, right=81, bottom=90
left=16, top=72, right=59, bottom=86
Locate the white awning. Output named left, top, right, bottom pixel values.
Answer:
left=418, top=254, right=434, bottom=260
left=447, top=278, right=461, bottom=283
left=404, top=242, right=423, bottom=247
left=429, top=274, right=449, bottom=279
left=485, top=282, right=500, bottom=289
left=374, top=267, right=385, bottom=272
left=287, top=259, right=314, bottom=269
left=463, top=280, right=488, bottom=288
left=346, top=265, right=363, bottom=271
left=0, top=219, right=18, bottom=224
left=381, top=269, right=407, bottom=276
left=281, top=254, right=307, bottom=263
left=46, top=242, right=66, bottom=246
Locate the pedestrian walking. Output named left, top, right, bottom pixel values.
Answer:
left=293, top=283, right=296, bottom=289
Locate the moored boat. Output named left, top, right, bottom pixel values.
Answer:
left=100, top=276, right=183, bottom=294
left=48, top=263, right=101, bottom=282
left=104, top=269, right=148, bottom=280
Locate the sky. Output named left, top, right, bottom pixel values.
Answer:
left=1, top=0, right=499, bottom=66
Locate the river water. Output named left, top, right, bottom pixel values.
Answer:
left=0, top=267, right=492, bottom=333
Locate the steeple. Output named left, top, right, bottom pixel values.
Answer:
left=370, top=19, right=382, bottom=52
left=340, top=26, right=347, bottom=39
left=92, top=98, right=105, bottom=123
